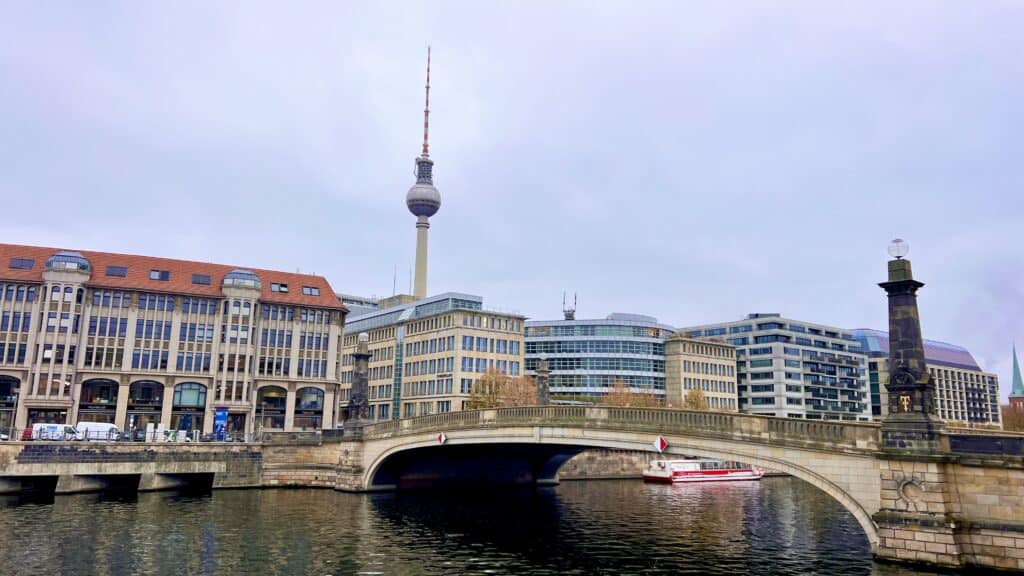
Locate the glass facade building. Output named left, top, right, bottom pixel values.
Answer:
left=524, top=313, right=675, bottom=402
left=679, top=314, right=871, bottom=421
left=853, top=329, right=1001, bottom=427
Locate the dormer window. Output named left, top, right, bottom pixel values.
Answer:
left=149, top=269, right=170, bottom=281
left=9, top=258, right=35, bottom=270
left=271, top=283, right=289, bottom=293
left=45, top=251, right=92, bottom=272
left=105, top=265, right=128, bottom=277
left=191, top=273, right=211, bottom=285
left=223, top=269, right=261, bottom=289
left=302, top=286, right=320, bottom=296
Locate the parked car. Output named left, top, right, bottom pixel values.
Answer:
left=0, top=432, right=9, bottom=441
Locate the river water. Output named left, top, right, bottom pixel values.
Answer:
left=0, top=477, right=948, bottom=576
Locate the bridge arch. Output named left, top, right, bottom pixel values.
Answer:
left=362, top=416, right=880, bottom=550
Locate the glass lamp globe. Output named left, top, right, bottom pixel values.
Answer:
left=887, top=238, right=910, bottom=259
left=358, top=332, right=370, bottom=343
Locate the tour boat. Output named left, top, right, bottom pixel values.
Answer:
left=642, top=459, right=764, bottom=483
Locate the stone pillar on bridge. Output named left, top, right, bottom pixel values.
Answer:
left=873, top=240, right=962, bottom=568
left=535, top=358, right=550, bottom=406
left=878, top=241, right=943, bottom=451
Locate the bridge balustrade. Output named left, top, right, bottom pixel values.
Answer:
left=361, top=406, right=880, bottom=453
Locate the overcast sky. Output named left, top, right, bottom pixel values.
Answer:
left=1, top=2, right=1021, bottom=400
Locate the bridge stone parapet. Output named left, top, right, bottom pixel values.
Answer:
left=362, top=406, right=881, bottom=456
left=0, top=441, right=263, bottom=491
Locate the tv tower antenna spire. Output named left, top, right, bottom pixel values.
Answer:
left=422, top=46, right=431, bottom=158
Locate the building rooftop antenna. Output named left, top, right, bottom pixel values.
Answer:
left=563, top=291, right=577, bottom=321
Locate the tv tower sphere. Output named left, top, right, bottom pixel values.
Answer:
left=406, top=176, right=441, bottom=217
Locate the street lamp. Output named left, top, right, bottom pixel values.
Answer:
left=888, top=238, right=910, bottom=260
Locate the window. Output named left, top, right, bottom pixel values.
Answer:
left=271, top=283, right=289, bottom=293
left=105, top=266, right=128, bottom=277
left=302, top=286, right=320, bottom=296
left=8, top=258, right=34, bottom=270
left=191, top=273, right=212, bottom=285
left=149, top=269, right=170, bottom=281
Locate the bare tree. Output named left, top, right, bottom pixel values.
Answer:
left=502, top=375, right=538, bottom=407
left=603, top=380, right=661, bottom=408
left=1002, top=405, right=1024, bottom=432
left=682, top=387, right=709, bottom=411
left=466, top=369, right=538, bottom=409
left=467, top=369, right=505, bottom=410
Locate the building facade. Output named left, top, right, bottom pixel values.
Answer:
left=679, top=314, right=871, bottom=421
left=663, top=334, right=737, bottom=411
left=339, top=293, right=524, bottom=420
left=523, top=314, right=675, bottom=402
left=853, top=329, right=1002, bottom=427
left=0, top=243, right=347, bottom=438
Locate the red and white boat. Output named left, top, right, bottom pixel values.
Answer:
left=642, top=459, right=764, bottom=483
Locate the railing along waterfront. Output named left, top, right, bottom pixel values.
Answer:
left=361, top=406, right=881, bottom=453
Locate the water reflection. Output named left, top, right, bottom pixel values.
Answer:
left=0, top=477, right=950, bottom=576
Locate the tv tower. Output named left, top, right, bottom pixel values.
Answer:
left=406, top=46, right=441, bottom=300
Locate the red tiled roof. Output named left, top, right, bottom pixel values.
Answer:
left=0, top=243, right=346, bottom=312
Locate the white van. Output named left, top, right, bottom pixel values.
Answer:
left=31, top=423, right=78, bottom=441
left=76, top=422, right=120, bottom=441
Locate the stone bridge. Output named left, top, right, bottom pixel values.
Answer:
left=357, top=406, right=882, bottom=543
left=352, top=406, right=1024, bottom=572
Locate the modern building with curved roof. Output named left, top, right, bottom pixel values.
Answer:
left=852, top=329, right=1001, bottom=427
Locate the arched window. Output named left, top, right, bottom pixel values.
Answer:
left=296, top=387, right=324, bottom=411
left=128, top=380, right=163, bottom=408
left=257, top=386, right=287, bottom=430
left=294, top=387, right=325, bottom=430
left=0, top=375, right=19, bottom=399
left=79, top=378, right=118, bottom=424
left=257, top=386, right=287, bottom=411
left=80, top=379, right=118, bottom=405
left=173, top=382, right=207, bottom=408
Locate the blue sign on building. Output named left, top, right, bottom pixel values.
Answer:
left=214, top=407, right=228, bottom=441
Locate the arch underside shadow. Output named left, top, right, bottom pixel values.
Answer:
left=369, top=444, right=586, bottom=490
left=365, top=432, right=879, bottom=550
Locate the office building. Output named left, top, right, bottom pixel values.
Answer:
left=664, top=334, right=738, bottom=411
left=524, top=313, right=675, bottom=402
left=339, top=292, right=524, bottom=420
left=680, top=314, right=871, bottom=421
left=0, top=243, right=347, bottom=437
left=853, top=329, right=1001, bottom=427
